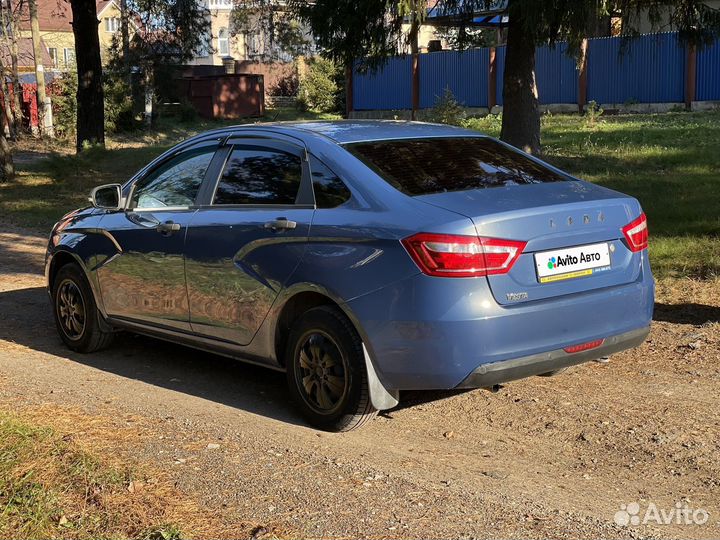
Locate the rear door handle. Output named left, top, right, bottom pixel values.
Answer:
left=264, top=218, right=297, bottom=231
left=157, top=220, right=181, bottom=235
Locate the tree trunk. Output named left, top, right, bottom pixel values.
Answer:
left=0, top=2, right=21, bottom=136
left=70, top=0, right=104, bottom=152
left=1, top=74, right=16, bottom=140
left=499, top=8, right=540, bottom=155
left=144, top=65, right=154, bottom=127
left=29, top=0, right=50, bottom=136
left=10, top=35, right=22, bottom=134
left=0, top=132, right=14, bottom=182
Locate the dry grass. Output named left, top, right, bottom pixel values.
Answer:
left=0, top=403, right=291, bottom=540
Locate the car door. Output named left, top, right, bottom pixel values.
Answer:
left=184, top=137, right=314, bottom=345
left=96, top=139, right=221, bottom=331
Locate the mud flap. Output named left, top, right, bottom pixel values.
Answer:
left=363, top=344, right=399, bottom=410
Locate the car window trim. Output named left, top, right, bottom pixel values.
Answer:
left=200, top=138, right=315, bottom=208
left=124, top=139, right=224, bottom=211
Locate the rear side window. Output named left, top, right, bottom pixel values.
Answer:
left=309, top=156, right=351, bottom=208
left=346, top=137, right=566, bottom=196
left=213, top=146, right=302, bottom=205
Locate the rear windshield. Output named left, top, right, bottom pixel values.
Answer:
left=346, top=137, right=567, bottom=196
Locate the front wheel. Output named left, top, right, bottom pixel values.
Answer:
left=285, top=306, right=377, bottom=432
left=52, top=263, right=113, bottom=353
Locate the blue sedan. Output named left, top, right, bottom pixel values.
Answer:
left=45, top=121, right=654, bottom=431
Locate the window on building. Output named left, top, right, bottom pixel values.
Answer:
left=48, top=48, right=58, bottom=68
left=63, top=48, right=75, bottom=68
left=218, top=27, right=229, bottom=56
left=246, top=32, right=262, bottom=57
left=208, top=0, right=232, bottom=8
left=105, top=17, right=120, bottom=32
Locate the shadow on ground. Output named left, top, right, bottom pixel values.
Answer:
left=2, top=285, right=718, bottom=426
left=0, top=285, right=307, bottom=428
left=653, top=302, right=720, bottom=325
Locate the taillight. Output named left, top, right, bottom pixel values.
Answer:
left=402, top=233, right=526, bottom=278
left=622, top=212, right=648, bottom=252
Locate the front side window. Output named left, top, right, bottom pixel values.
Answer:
left=213, top=146, right=302, bottom=205
left=346, top=137, right=567, bottom=196
left=131, top=144, right=217, bottom=209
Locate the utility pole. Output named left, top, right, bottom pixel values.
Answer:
left=29, top=0, right=53, bottom=136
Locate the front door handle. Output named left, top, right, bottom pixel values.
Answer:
left=157, top=220, right=181, bottom=235
left=264, top=218, right=297, bottom=231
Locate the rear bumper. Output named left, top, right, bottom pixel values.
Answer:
left=456, top=326, right=650, bottom=389
left=345, top=257, right=654, bottom=391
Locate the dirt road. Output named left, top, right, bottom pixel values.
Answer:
left=1, top=225, right=718, bottom=539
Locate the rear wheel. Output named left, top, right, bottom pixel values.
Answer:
left=52, top=263, right=113, bottom=353
left=285, top=306, right=377, bottom=432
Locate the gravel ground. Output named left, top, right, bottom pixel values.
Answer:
left=0, top=225, right=718, bottom=539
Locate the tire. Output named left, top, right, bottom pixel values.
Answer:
left=52, top=263, right=114, bottom=353
left=285, top=306, right=377, bottom=432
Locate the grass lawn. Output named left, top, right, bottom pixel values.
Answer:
left=1, top=108, right=717, bottom=279
left=0, top=408, right=191, bottom=539
left=469, top=111, right=720, bottom=278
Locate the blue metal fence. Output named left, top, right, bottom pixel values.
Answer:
left=353, top=32, right=720, bottom=111
left=353, top=55, right=412, bottom=110
left=419, top=48, right=489, bottom=108
left=494, top=43, right=578, bottom=106
left=587, top=33, right=685, bottom=104
left=536, top=43, right=580, bottom=104
left=697, top=38, right=720, bottom=101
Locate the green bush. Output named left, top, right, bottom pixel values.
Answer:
left=430, top=88, right=466, bottom=126
left=178, top=100, right=198, bottom=123
left=50, top=73, right=78, bottom=140
left=297, top=57, right=341, bottom=113
left=104, top=74, right=140, bottom=133
left=49, top=72, right=141, bottom=138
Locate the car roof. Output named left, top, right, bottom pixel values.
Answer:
left=225, top=120, right=482, bottom=145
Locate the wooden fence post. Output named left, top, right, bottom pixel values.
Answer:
left=488, top=47, right=497, bottom=111
left=411, top=53, right=420, bottom=120
left=345, top=65, right=354, bottom=118
left=685, top=43, right=697, bottom=111
left=578, top=38, right=589, bottom=114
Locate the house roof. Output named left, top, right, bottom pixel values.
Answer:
left=17, top=0, right=113, bottom=33
left=0, top=37, right=53, bottom=69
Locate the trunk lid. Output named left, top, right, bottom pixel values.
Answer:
left=416, top=181, right=643, bottom=305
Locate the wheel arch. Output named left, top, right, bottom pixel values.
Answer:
left=47, top=250, right=81, bottom=290
left=271, top=286, right=399, bottom=411
left=273, top=289, right=343, bottom=368
left=47, top=248, right=111, bottom=330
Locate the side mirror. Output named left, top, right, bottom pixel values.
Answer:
left=89, top=184, right=122, bottom=210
